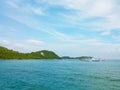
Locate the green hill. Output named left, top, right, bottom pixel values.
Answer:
left=0, top=46, right=60, bottom=59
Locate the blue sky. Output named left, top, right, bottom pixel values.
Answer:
left=0, top=0, right=120, bottom=59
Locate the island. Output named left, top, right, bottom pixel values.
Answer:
left=0, top=46, right=103, bottom=61
left=61, top=56, right=93, bottom=60
left=0, top=46, right=60, bottom=59
left=61, top=56, right=103, bottom=62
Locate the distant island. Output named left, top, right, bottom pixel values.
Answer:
left=61, top=56, right=93, bottom=60
left=0, top=46, right=60, bottom=59
left=61, top=56, right=104, bottom=62
left=0, top=46, right=102, bottom=61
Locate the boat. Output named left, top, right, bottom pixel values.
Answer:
left=91, top=58, right=102, bottom=62
left=79, top=57, right=105, bottom=62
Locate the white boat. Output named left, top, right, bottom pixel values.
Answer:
left=91, top=58, right=101, bottom=62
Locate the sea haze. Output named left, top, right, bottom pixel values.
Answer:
left=0, top=60, right=120, bottom=90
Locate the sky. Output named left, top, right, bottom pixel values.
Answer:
left=0, top=0, right=120, bottom=59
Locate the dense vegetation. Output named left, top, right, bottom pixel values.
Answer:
left=61, top=56, right=93, bottom=60
left=0, top=46, right=60, bottom=59
left=76, top=56, right=93, bottom=60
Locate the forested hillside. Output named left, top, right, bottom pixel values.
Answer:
left=0, top=46, right=60, bottom=59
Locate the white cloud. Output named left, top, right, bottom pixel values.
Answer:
left=0, top=39, right=45, bottom=52
left=6, top=0, right=19, bottom=9
left=6, top=13, right=72, bottom=42
left=42, top=29, right=71, bottom=41
left=112, top=36, right=120, bottom=42
left=43, top=0, right=120, bottom=32
left=6, top=0, right=120, bottom=32
left=6, top=0, right=44, bottom=15
left=37, top=0, right=115, bottom=16
left=1, top=40, right=10, bottom=45
left=26, top=39, right=44, bottom=45
left=31, top=7, right=44, bottom=15
left=85, top=0, right=114, bottom=17
left=101, top=31, right=111, bottom=36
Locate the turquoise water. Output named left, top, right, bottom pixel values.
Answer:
left=0, top=60, right=120, bottom=90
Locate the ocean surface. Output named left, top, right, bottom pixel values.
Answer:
left=0, top=60, right=119, bottom=90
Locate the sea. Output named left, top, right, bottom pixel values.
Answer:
left=0, top=60, right=119, bottom=90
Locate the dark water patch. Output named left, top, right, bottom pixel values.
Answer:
left=110, top=79, right=120, bottom=82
